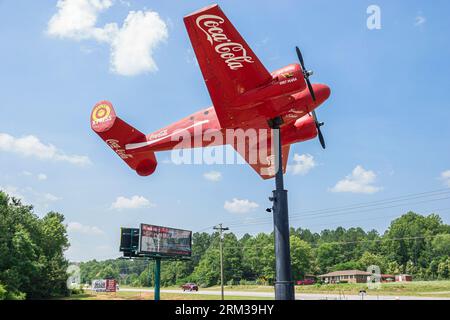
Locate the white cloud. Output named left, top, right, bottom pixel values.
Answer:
left=43, top=193, right=60, bottom=202
left=330, top=165, right=382, bottom=194
left=110, top=10, right=168, bottom=76
left=440, top=170, right=450, bottom=187
left=203, top=171, right=222, bottom=182
left=0, top=185, right=60, bottom=206
left=67, top=222, right=105, bottom=236
left=37, top=173, right=48, bottom=181
left=288, top=153, right=316, bottom=176
left=47, top=0, right=115, bottom=41
left=0, top=133, right=91, bottom=166
left=415, top=15, right=426, bottom=26
left=111, top=195, right=155, bottom=210
left=47, top=1, right=168, bottom=76
left=224, top=198, right=259, bottom=214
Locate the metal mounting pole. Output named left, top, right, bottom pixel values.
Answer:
left=213, top=224, right=229, bottom=300
left=154, top=258, right=161, bottom=301
left=268, top=116, right=295, bottom=300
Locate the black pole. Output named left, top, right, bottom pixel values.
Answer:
left=269, top=117, right=295, bottom=300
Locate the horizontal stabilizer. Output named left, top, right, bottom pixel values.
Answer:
left=90, top=101, right=157, bottom=176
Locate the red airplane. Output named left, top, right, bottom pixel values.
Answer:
left=91, top=4, right=331, bottom=180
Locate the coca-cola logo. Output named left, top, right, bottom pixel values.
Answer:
left=196, top=14, right=254, bottom=71
left=106, top=139, right=133, bottom=160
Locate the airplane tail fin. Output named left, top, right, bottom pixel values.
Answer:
left=90, top=101, right=157, bottom=176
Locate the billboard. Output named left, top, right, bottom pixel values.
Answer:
left=139, top=224, right=192, bottom=258
left=92, top=279, right=117, bottom=292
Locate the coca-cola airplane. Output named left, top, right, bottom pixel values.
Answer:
left=91, top=4, right=331, bottom=179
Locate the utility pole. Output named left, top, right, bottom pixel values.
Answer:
left=213, top=224, right=229, bottom=300
left=268, top=116, right=295, bottom=300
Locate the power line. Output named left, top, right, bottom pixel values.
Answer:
left=226, top=197, right=450, bottom=230
left=229, top=208, right=450, bottom=232
left=192, top=187, right=450, bottom=233
left=205, top=234, right=444, bottom=250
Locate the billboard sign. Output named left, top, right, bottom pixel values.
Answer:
left=92, top=279, right=117, bottom=292
left=140, top=224, right=192, bottom=258
left=105, top=279, right=117, bottom=292
left=92, top=279, right=106, bottom=292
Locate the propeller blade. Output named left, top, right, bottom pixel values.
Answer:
left=297, top=47, right=326, bottom=149
left=306, top=78, right=316, bottom=102
left=296, top=46, right=305, bottom=70
left=296, top=47, right=316, bottom=102
left=312, top=111, right=326, bottom=149
left=317, top=126, right=326, bottom=149
left=311, top=110, right=318, bottom=123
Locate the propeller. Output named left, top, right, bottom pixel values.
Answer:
left=296, top=46, right=326, bottom=149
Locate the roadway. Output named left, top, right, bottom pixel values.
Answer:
left=119, top=288, right=450, bottom=300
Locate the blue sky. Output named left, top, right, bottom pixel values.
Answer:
left=0, top=0, right=449, bottom=261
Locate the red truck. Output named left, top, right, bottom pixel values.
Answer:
left=297, top=279, right=316, bottom=285
left=181, top=283, right=199, bottom=292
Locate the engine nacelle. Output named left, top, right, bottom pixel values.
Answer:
left=288, top=115, right=318, bottom=143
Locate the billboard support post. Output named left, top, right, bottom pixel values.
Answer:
left=154, top=258, right=161, bottom=301
left=269, top=117, right=295, bottom=300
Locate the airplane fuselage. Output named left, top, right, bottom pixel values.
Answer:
left=126, top=63, right=330, bottom=154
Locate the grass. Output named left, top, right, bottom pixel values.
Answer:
left=65, top=291, right=272, bottom=300
left=196, top=281, right=450, bottom=298
left=293, top=280, right=450, bottom=297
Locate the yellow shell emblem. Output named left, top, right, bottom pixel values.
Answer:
left=92, top=104, right=111, bottom=122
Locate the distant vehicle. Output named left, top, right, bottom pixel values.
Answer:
left=181, top=283, right=199, bottom=292
left=297, top=279, right=315, bottom=285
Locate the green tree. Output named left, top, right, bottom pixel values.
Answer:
left=290, top=236, right=312, bottom=281
left=0, top=191, right=69, bottom=299
left=432, top=234, right=450, bottom=257
left=358, top=251, right=386, bottom=272
left=315, top=243, right=340, bottom=273
left=383, top=212, right=443, bottom=267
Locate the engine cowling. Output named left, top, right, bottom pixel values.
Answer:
left=292, top=115, right=318, bottom=142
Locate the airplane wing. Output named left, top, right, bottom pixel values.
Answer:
left=231, top=131, right=290, bottom=179
left=184, top=4, right=273, bottom=129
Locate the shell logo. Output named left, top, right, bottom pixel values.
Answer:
left=92, top=104, right=111, bottom=123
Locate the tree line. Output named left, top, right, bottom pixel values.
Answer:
left=1, top=187, right=449, bottom=299
left=0, top=191, right=69, bottom=299
left=79, top=211, right=450, bottom=288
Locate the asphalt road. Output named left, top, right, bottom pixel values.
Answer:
left=119, top=288, right=450, bottom=300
